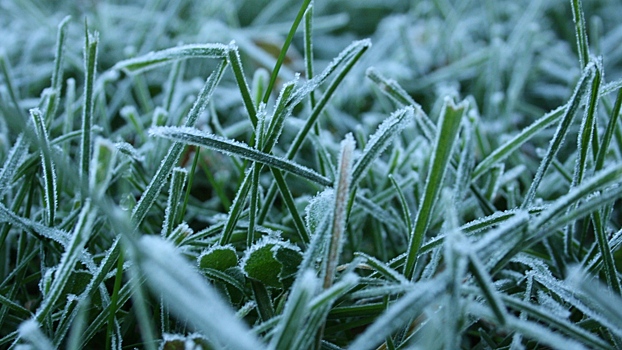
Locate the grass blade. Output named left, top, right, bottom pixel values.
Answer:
left=112, top=43, right=229, bottom=74
left=351, top=106, right=415, bottom=187
left=162, top=167, right=187, bottom=238
left=521, top=62, right=596, bottom=207
left=262, top=0, right=312, bottom=103
left=30, top=108, right=57, bottom=226
left=131, top=60, right=227, bottom=226
left=270, top=270, right=318, bottom=350
left=137, top=235, right=263, bottom=350
left=150, top=126, right=331, bottom=186
left=79, top=27, right=99, bottom=200
left=349, top=276, right=448, bottom=350
left=227, top=45, right=258, bottom=127
left=571, top=0, right=590, bottom=68
left=404, top=97, right=467, bottom=280
left=323, top=134, right=355, bottom=289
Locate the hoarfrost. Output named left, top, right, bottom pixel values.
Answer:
left=138, top=235, right=263, bottom=350
left=149, top=126, right=331, bottom=186
left=18, top=319, right=54, bottom=350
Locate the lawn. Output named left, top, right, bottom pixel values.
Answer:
left=1, top=0, right=622, bottom=349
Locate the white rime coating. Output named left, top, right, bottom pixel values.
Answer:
left=138, top=235, right=263, bottom=350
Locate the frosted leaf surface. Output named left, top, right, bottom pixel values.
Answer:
left=138, top=235, right=262, bottom=350
left=149, top=126, right=331, bottom=186
left=0, top=202, right=70, bottom=246
left=18, top=319, right=54, bottom=350
left=305, top=189, right=334, bottom=234
left=112, top=43, right=230, bottom=74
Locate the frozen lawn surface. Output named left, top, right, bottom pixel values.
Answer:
left=1, top=0, right=622, bottom=349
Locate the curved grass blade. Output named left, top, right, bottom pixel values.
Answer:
left=31, top=108, right=58, bottom=226
left=131, top=60, right=227, bottom=226
left=257, top=39, right=371, bottom=224
left=567, top=266, right=622, bottom=339
left=351, top=106, right=415, bottom=187
left=34, top=201, right=96, bottom=323
left=137, top=235, right=263, bottom=350
left=323, top=134, right=355, bottom=289
left=270, top=270, right=318, bottom=350
left=472, top=104, right=565, bottom=181
left=571, top=0, right=590, bottom=68
left=595, top=87, right=622, bottom=171
left=404, top=98, right=467, bottom=280
left=149, top=126, right=331, bottom=186
left=162, top=167, right=187, bottom=238
left=0, top=202, right=70, bottom=246
left=349, top=275, right=449, bottom=350
left=112, top=43, right=229, bottom=74
left=227, top=45, right=258, bottom=127
left=466, top=302, right=589, bottom=350
left=530, top=163, right=622, bottom=231
left=262, top=0, right=312, bottom=103
left=521, top=61, right=596, bottom=208
left=80, top=28, right=99, bottom=200
left=0, top=134, right=28, bottom=196
left=498, top=293, right=612, bottom=349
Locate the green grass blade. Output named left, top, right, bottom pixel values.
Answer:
left=270, top=167, right=310, bottom=244
left=351, top=106, right=415, bottom=187
left=0, top=201, right=70, bottom=246
left=270, top=270, right=318, bottom=350
left=496, top=293, right=612, bottom=349
left=521, top=62, right=596, bottom=207
left=137, top=235, right=263, bottom=349
left=285, top=39, right=371, bottom=161
left=304, top=4, right=316, bottom=108
left=466, top=302, right=590, bottom=350
left=573, top=58, right=602, bottom=186
left=31, top=109, right=57, bottom=226
left=263, top=80, right=296, bottom=153
left=131, top=60, right=226, bottom=226
left=162, top=167, right=187, bottom=238
left=595, top=87, right=622, bottom=171
left=219, top=170, right=252, bottom=245
left=530, top=163, right=622, bottom=231
left=228, top=45, right=258, bottom=127
left=468, top=251, right=508, bottom=325
left=566, top=267, right=622, bottom=339
left=388, top=174, right=413, bottom=238
left=349, top=276, right=448, bottom=350
left=112, top=43, right=229, bottom=74
left=257, top=39, right=371, bottom=224
left=591, top=211, right=621, bottom=294
left=34, top=201, right=96, bottom=322
left=89, top=137, right=117, bottom=199
left=571, top=0, right=590, bottom=68
left=150, top=126, right=331, bottom=186
left=247, top=163, right=261, bottom=247
left=0, top=134, right=27, bottom=196
left=472, top=105, right=565, bottom=181
left=262, top=0, right=312, bottom=103
left=51, top=17, right=70, bottom=89
left=404, top=98, right=467, bottom=280
left=323, top=134, right=355, bottom=289
left=0, top=52, right=24, bottom=117
left=79, top=28, right=99, bottom=200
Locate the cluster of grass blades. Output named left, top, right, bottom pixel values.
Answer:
left=1, top=0, right=622, bottom=349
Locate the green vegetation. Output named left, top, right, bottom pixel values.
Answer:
left=1, top=0, right=622, bottom=348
